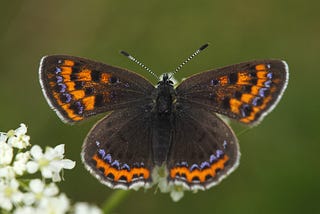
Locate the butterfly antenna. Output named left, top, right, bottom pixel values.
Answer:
left=120, top=50, right=159, bottom=80
left=170, top=43, right=209, bottom=78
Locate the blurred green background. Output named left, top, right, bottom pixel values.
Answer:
left=1, top=0, right=319, bottom=213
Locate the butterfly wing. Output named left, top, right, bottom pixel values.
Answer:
left=39, top=55, right=154, bottom=123
left=167, top=106, right=239, bottom=190
left=176, top=60, right=289, bottom=125
left=82, top=106, right=154, bottom=189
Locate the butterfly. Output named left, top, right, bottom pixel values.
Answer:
left=39, top=44, right=288, bottom=191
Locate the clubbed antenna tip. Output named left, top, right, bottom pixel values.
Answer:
left=120, top=50, right=130, bottom=57
left=199, top=43, right=209, bottom=51
left=120, top=50, right=159, bottom=80
left=170, top=43, right=209, bottom=77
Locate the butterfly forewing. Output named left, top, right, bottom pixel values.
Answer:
left=39, top=55, right=154, bottom=123
left=176, top=60, right=288, bottom=125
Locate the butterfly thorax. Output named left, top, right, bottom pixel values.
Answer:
left=151, top=74, right=176, bottom=165
left=155, top=74, right=176, bottom=116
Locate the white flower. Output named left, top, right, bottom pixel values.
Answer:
left=13, top=151, right=30, bottom=175
left=0, top=141, right=13, bottom=165
left=13, top=206, right=38, bottom=214
left=74, top=202, right=102, bottom=214
left=152, top=165, right=186, bottom=202
left=169, top=185, right=185, bottom=202
left=26, top=144, right=76, bottom=182
left=0, top=165, right=15, bottom=179
left=0, top=179, right=23, bottom=211
left=0, top=133, right=8, bottom=143
left=37, top=193, right=70, bottom=214
left=0, top=123, right=100, bottom=213
left=7, top=123, right=30, bottom=149
left=23, top=179, right=59, bottom=205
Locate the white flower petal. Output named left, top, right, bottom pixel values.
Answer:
left=23, top=192, right=36, bottom=206
left=29, top=179, right=44, bottom=193
left=13, top=206, right=37, bottom=214
left=41, top=167, right=53, bottom=178
left=170, top=189, right=184, bottom=202
left=13, top=162, right=25, bottom=175
left=43, top=183, right=59, bottom=197
left=0, top=141, right=13, bottom=165
left=13, top=152, right=30, bottom=175
left=0, top=197, right=13, bottom=210
left=26, top=161, right=39, bottom=174
left=0, top=166, right=15, bottom=179
left=0, top=179, right=23, bottom=210
left=11, top=191, right=23, bottom=203
left=0, top=133, right=8, bottom=143
left=44, top=147, right=56, bottom=160
left=15, top=123, right=27, bottom=135
left=54, top=144, right=65, bottom=156
left=10, top=178, right=19, bottom=189
left=15, top=151, right=30, bottom=163
left=30, top=145, right=43, bottom=160
left=52, top=171, right=61, bottom=182
left=38, top=193, right=70, bottom=214
left=74, top=202, right=102, bottom=214
left=61, top=159, right=76, bottom=169
left=49, top=160, right=63, bottom=172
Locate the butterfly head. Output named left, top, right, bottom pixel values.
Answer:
left=158, top=73, right=174, bottom=86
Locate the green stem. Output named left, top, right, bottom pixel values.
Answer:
left=101, top=190, right=131, bottom=214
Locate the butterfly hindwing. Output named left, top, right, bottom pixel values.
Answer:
left=167, top=106, right=240, bottom=190
left=39, top=55, right=154, bottom=123
left=82, top=106, right=154, bottom=189
left=176, top=60, right=288, bottom=125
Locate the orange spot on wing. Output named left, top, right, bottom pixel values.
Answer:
left=52, top=92, right=82, bottom=121
left=219, top=76, right=228, bottom=85
left=240, top=96, right=273, bottom=124
left=47, top=73, right=54, bottom=79
left=256, top=71, right=267, bottom=78
left=61, top=74, right=71, bottom=82
left=82, top=96, right=95, bottom=110
left=240, top=118, right=251, bottom=123
left=237, top=72, right=252, bottom=85
left=65, top=82, right=75, bottom=91
left=63, top=60, right=75, bottom=66
left=170, top=155, right=229, bottom=183
left=61, top=104, right=83, bottom=121
left=52, top=92, right=63, bottom=106
left=255, top=64, right=266, bottom=71
left=259, top=96, right=272, bottom=109
left=61, top=67, right=72, bottom=75
left=250, top=85, right=260, bottom=95
left=101, top=73, right=111, bottom=83
left=257, top=78, right=268, bottom=87
left=230, top=98, right=242, bottom=114
left=241, top=93, right=254, bottom=103
left=92, top=154, right=150, bottom=183
left=69, top=90, right=85, bottom=99
left=49, top=81, right=55, bottom=87
left=77, top=69, right=92, bottom=81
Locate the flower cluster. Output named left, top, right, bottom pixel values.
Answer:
left=0, top=123, right=102, bottom=214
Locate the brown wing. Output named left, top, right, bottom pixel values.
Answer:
left=176, top=60, right=288, bottom=125
left=39, top=55, right=154, bottom=123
